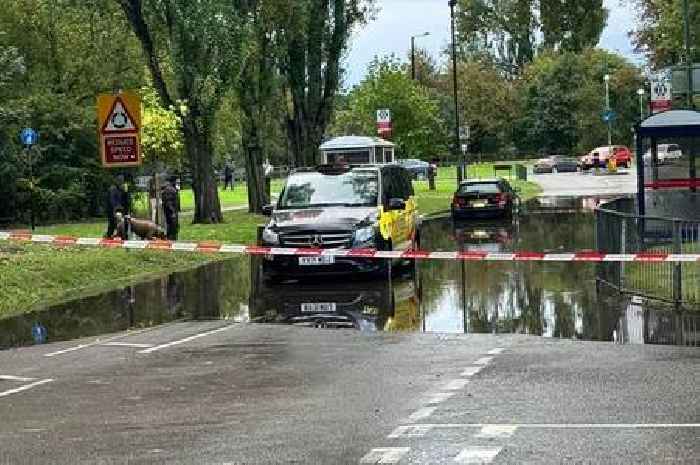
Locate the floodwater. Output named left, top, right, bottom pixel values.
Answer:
left=1, top=197, right=698, bottom=350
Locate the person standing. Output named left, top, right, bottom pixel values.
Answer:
left=105, top=175, right=129, bottom=238
left=223, top=161, right=234, bottom=190
left=161, top=176, right=180, bottom=241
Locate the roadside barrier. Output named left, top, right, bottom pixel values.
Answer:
left=1, top=231, right=699, bottom=263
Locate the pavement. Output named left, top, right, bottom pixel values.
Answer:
left=532, top=168, right=638, bottom=197
left=1, top=321, right=698, bottom=464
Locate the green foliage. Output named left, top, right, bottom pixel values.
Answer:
left=629, top=0, right=700, bottom=67
left=516, top=50, right=644, bottom=155
left=140, top=86, right=184, bottom=167
left=331, top=56, right=448, bottom=159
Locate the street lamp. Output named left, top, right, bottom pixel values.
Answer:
left=604, top=73, right=612, bottom=147
left=449, top=0, right=462, bottom=184
left=683, top=0, right=694, bottom=109
left=637, top=88, right=645, bottom=121
left=411, top=32, right=430, bottom=81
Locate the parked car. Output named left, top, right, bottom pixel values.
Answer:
left=451, top=179, right=517, bottom=219
left=533, top=155, right=579, bottom=173
left=397, top=159, right=431, bottom=179
left=260, top=164, right=419, bottom=279
left=579, top=146, right=633, bottom=169
left=643, top=143, right=683, bottom=165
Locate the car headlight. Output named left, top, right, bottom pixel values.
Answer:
left=354, top=226, right=375, bottom=245
left=262, top=227, right=279, bottom=245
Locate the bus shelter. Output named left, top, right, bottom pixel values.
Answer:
left=635, top=110, right=700, bottom=216
left=319, top=136, right=395, bottom=165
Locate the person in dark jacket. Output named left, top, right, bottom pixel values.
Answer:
left=161, top=176, right=180, bottom=241
left=105, top=175, right=129, bottom=239
left=223, top=161, right=234, bottom=190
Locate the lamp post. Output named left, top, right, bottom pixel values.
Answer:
left=449, top=0, right=462, bottom=184
left=604, top=73, right=612, bottom=147
left=683, top=0, right=694, bottom=109
left=637, top=88, right=645, bottom=121
left=411, top=32, right=430, bottom=81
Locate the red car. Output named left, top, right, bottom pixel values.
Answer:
left=580, top=146, right=633, bottom=169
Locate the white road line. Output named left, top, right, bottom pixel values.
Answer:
left=424, top=392, right=455, bottom=405
left=407, top=407, right=437, bottom=422
left=0, top=379, right=53, bottom=398
left=360, top=447, right=410, bottom=464
left=101, top=342, right=153, bottom=348
left=44, top=343, right=94, bottom=357
left=443, top=379, right=470, bottom=391
left=473, top=356, right=494, bottom=366
left=461, top=366, right=483, bottom=377
left=486, top=348, right=505, bottom=355
left=0, top=375, right=36, bottom=382
left=474, top=425, right=518, bottom=438
left=139, top=325, right=233, bottom=354
left=409, top=423, right=700, bottom=430
left=454, top=446, right=503, bottom=464
left=388, top=425, right=433, bottom=438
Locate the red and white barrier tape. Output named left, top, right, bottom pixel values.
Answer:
left=1, top=231, right=699, bottom=263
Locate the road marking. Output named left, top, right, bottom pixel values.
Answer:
left=44, top=343, right=94, bottom=357
left=443, top=379, right=470, bottom=390
left=461, top=366, right=483, bottom=377
left=486, top=348, right=505, bottom=355
left=454, top=446, right=503, bottom=464
left=101, top=342, right=153, bottom=348
left=360, top=447, right=410, bottom=464
left=0, top=379, right=53, bottom=398
left=425, top=392, right=455, bottom=405
left=407, top=423, right=700, bottom=430
left=388, top=425, right=433, bottom=438
left=0, top=375, right=36, bottom=382
left=139, top=325, right=234, bottom=354
left=474, top=425, right=518, bottom=438
left=407, top=406, right=437, bottom=422
left=473, top=357, right=493, bottom=366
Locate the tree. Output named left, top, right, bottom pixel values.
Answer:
left=277, top=0, right=375, bottom=167
left=330, top=56, right=447, bottom=159
left=628, top=0, right=700, bottom=67
left=117, top=0, right=247, bottom=223
left=540, top=0, right=608, bottom=52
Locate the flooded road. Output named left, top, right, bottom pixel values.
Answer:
left=1, top=196, right=698, bottom=349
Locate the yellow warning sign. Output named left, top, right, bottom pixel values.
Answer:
left=97, top=92, right=142, bottom=168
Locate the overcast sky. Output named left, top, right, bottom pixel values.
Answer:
left=343, top=0, right=641, bottom=87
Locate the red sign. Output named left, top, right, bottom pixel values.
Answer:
left=650, top=99, right=672, bottom=113
left=102, top=134, right=140, bottom=166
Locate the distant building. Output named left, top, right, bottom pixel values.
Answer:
left=320, top=136, right=395, bottom=165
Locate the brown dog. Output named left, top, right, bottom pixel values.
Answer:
left=115, top=212, right=167, bottom=240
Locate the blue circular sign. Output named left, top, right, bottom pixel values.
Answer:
left=20, top=128, right=38, bottom=146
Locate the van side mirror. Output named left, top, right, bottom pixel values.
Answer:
left=387, top=198, right=406, bottom=211
left=262, top=205, right=274, bottom=216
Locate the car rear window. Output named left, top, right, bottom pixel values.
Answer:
left=458, top=182, right=501, bottom=194
left=667, top=144, right=680, bottom=151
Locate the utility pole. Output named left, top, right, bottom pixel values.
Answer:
left=449, top=0, right=462, bottom=184
left=683, top=0, right=694, bottom=109
left=604, top=73, right=612, bottom=146
left=637, top=88, right=645, bottom=121
left=410, top=32, right=430, bottom=81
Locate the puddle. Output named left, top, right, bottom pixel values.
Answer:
left=1, top=196, right=698, bottom=349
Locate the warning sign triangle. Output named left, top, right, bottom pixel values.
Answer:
left=102, top=97, right=139, bottom=133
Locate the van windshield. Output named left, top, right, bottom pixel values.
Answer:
left=279, top=171, right=379, bottom=209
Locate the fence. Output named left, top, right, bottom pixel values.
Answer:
left=596, top=198, right=700, bottom=309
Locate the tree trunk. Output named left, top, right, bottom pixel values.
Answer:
left=182, top=117, right=222, bottom=223
left=243, top=127, right=267, bottom=213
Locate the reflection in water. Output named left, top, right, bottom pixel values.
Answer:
left=1, top=197, right=697, bottom=350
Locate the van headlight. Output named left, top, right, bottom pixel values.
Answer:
left=354, top=226, right=375, bottom=246
left=262, top=227, right=279, bottom=245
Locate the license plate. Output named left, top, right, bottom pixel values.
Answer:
left=301, top=302, right=337, bottom=313
left=471, top=201, right=487, bottom=208
left=299, top=256, right=335, bottom=266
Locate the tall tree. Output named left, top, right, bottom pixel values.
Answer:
left=117, top=0, right=246, bottom=223
left=278, top=0, right=374, bottom=167
left=540, top=0, right=608, bottom=52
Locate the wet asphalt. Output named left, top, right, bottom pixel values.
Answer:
left=0, top=321, right=698, bottom=464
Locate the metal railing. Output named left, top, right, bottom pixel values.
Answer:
left=596, top=198, right=700, bottom=309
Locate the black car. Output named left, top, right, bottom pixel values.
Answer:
left=533, top=155, right=579, bottom=173
left=451, top=179, right=517, bottom=219
left=260, top=164, right=419, bottom=279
